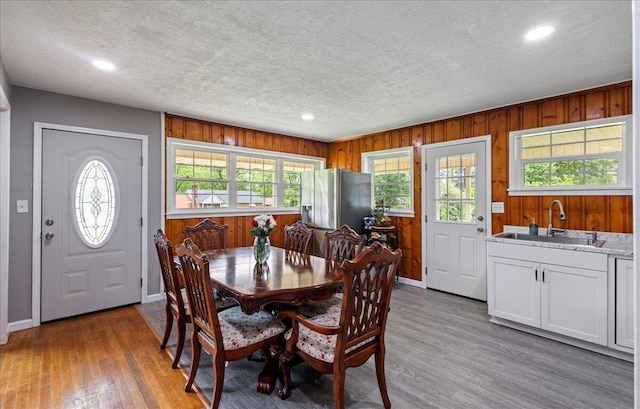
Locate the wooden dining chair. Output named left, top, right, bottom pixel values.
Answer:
left=325, top=224, right=366, bottom=262
left=277, top=242, right=402, bottom=409
left=153, top=229, right=236, bottom=369
left=153, top=229, right=192, bottom=369
left=297, top=224, right=366, bottom=317
left=284, top=220, right=313, bottom=254
left=184, top=219, right=229, bottom=251
left=176, top=238, right=286, bottom=409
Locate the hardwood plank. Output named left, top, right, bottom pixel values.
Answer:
left=0, top=307, right=204, bottom=409
left=585, top=91, right=606, bottom=120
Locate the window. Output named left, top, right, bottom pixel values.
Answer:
left=435, top=153, right=476, bottom=222
left=509, top=115, right=633, bottom=195
left=362, top=147, right=414, bottom=216
left=167, top=138, right=323, bottom=217
left=73, top=157, right=118, bottom=247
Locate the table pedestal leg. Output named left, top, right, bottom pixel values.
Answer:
left=256, top=343, right=279, bottom=394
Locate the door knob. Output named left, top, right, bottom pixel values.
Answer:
left=44, top=232, right=54, bottom=240
left=477, top=216, right=484, bottom=221
left=477, top=227, right=485, bottom=233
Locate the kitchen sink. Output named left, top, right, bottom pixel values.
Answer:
left=494, top=232, right=606, bottom=248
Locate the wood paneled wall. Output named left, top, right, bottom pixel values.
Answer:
left=328, top=81, right=633, bottom=281
left=164, top=114, right=329, bottom=248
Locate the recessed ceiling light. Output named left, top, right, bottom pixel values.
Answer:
left=524, top=26, right=555, bottom=41
left=301, top=113, right=314, bottom=121
left=92, top=60, right=116, bottom=71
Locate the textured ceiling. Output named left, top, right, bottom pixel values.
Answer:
left=0, top=1, right=632, bottom=142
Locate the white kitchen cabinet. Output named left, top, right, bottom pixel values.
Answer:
left=488, top=242, right=608, bottom=346
left=487, top=257, right=539, bottom=327
left=615, top=258, right=634, bottom=349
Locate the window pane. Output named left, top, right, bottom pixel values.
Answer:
left=437, top=179, right=448, bottom=200
left=434, top=153, right=475, bottom=223
left=237, top=184, right=275, bottom=208
left=552, top=128, right=584, bottom=145
left=283, top=161, right=316, bottom=208
left=437, top=201, right=449, bottom=221
left=236, top=156, right=276, bottom=206
left=586, top=139, right=621, bottom=154
left=522, top=146, right=550, bottom=160
left=586, top=124, right=622, bottom=141
left=175, top=181, right=229, bottom=209
left=550, top=160, right=585, bottom=185
left=524, top=162, right=550, bottom=186
left=74, top=159, right=117, bottom=247
left=371, top=153, right=411, bottom=210
left=447, top=178, right=462, bottom=199
left=521, top=132, right=550, bottom=148
left=585, top=158, right=618, bottom=185
left=516, top=118, right=627, bottom=191
left=284, top=185, right=301, bottom=207
left=551, top=142, right=584, bottom=157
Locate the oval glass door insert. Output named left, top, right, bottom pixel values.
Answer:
left=73, top=158, right=118, bottom=247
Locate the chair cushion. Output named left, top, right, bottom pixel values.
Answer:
left=219, top=307, right=286, bottom=350
left=296, top=293, right=342, bottom=318
left=285, top=310, right=372, bottom=363
left=285, top=312, right=341, bottom=362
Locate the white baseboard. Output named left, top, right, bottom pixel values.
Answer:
left=397, top=277, right=421, bottom=287
left=8, top=319, right=33, bottom=333
left=144, top=293, right=164, bottom=303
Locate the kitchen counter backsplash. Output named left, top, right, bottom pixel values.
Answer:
left=492, top=225, right=634, bottom=257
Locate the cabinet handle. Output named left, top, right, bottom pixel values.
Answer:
left=535, top=268, right=538, bottom=281
left=542, top=269, right=545, bottom=283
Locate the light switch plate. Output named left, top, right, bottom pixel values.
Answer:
left=491, top=202, right=504, bottom=213
left=16, top=200, right=29, bottom=213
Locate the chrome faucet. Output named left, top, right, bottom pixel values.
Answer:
left=547, top=199, right=567, bottom=236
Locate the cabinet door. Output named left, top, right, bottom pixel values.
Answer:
left=487, top=256, right=540, bottom=327
left=540, top=264, right=607, bottom=345
left=615, top=258, right=634, bottom=349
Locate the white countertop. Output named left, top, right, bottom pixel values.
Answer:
left=487, top=226, right=633, bottom=258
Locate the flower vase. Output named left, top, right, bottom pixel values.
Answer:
left=253, top=236, right=271, bottom=264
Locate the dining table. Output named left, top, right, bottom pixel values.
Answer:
left=200, top=246, right=344, bottom=394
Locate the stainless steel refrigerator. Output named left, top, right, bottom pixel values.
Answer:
left=300, top=169, right=372, bottom=257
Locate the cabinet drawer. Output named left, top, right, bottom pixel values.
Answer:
left=487, top=241, right=607, bottom=271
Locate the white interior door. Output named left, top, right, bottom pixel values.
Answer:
left=424, top=138, right=488, bottom=301
left=41, top=129, right=142, bottom=322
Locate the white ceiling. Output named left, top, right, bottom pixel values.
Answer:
left=0, top=1, right=632, bottom=142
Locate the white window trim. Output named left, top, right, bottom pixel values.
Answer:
left=508, top=115, right=633, bottom=196
left=362, top=146, right=414, bottom=217
left=166, top=138, right=325, bottom=218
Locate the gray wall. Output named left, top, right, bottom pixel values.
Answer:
left=0, top=56, right=11, bottom=101
left=9, top=87, right=162, bottom=322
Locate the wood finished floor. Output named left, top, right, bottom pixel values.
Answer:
left=1, top=285, right=634, bottom=408
left=0, top=306, right=204, bottom=409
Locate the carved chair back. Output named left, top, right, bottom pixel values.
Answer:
left=175, top=238, right=223, bottom=344
left=184, top=219, right=229, bottom=251
left=337, top=242, right=402, bottom=360
left=284, top=221, right=313, bottom=254
left=325, top=224, right=366, bottom=262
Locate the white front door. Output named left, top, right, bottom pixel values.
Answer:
left=40, top=129, right=142, bottom=322
left=424, top=138, right=489, bottom=301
